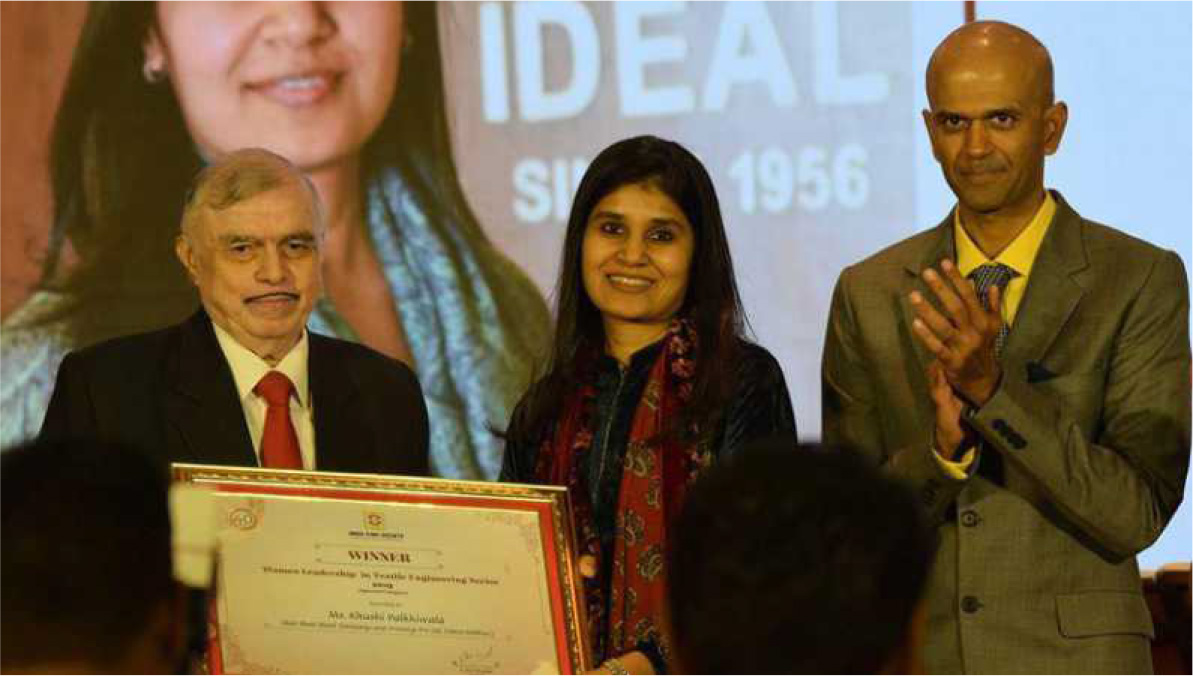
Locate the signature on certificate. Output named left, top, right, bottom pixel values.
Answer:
left=451, top=645, right=498, bottom=674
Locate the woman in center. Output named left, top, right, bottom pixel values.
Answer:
left=501, top=136, right=798, bottom=674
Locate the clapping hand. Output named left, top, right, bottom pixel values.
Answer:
left=928, top=359, right=971, bottom=460
left=909, top=259, right=1004, bottom=406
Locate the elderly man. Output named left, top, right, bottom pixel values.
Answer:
left=40, top=148, right=428, bottom=475
left=822, top=21, right=1190, bottom=673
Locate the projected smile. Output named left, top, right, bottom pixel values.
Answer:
left=247, top=71, right=343, bottom=107
left=607, top=274, right=655, bottom=291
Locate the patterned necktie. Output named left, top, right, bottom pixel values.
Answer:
left=968, top=263, right=1018, bottom=357
left=253, top=371, right=302, bottom=470
left=965, top=264, right=1017, bottom=486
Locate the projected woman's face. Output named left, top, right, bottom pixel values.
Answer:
left=145, top=2, right=403, bottom=171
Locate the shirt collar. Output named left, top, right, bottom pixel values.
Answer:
left=212, top=323, right=310, bottom=407
left=954, top=191, right=1056, bottom=278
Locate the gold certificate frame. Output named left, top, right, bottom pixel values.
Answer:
left=173, top=464, right=589, bottom=675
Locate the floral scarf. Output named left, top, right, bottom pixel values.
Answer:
left=535, top=320, right=712, bottom=664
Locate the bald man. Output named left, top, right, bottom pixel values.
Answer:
left=823, top=21, right=1189, bottom=673
left=40, top=148, right=429, bottom=477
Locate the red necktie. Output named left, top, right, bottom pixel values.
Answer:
left=253, top=371, right=303, bottom=470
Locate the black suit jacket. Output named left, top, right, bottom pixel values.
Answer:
left=40, top=311, right=429, bottom=476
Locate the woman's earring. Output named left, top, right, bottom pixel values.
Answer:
left=142, top=61, right=167, bottom=84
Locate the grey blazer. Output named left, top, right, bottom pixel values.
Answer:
left=822, top=191, right=1190, bottom=674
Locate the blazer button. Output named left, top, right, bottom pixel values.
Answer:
left=961, top=595, right=983, bottom=614
left=960, top=510, right=981, bottom=527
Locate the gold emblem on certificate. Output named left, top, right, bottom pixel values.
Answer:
left=173, top=465, right=588, bottom=674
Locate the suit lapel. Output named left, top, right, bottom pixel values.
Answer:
left=309, top=334, right=368, bottom=472
left=1002, top=192, right=1088, bottom=368
left=164, top=311, right=258, bottom=467
left=902, top=214, right=957, bottom=379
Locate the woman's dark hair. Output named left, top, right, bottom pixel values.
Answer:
left=510, top=135, right=747, bottom=446
left=37, top=2, right=483, bottom=347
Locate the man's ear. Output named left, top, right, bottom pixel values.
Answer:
left=1042, top=101, right=1068, bottom=156
left=147, top=582, right=190, bottom=674
left=175, top=234, right=200, bottom=285
left=880, top=599, right=927, bottom=674
left=158, top=582, right=190, bottom=672
left=113, top=582, right=190, bottom=674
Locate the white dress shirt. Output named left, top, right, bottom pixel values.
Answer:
left=212, top=324, right=317, bottom=470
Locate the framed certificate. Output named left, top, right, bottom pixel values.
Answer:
left=172, top=464, right=589, bottom=674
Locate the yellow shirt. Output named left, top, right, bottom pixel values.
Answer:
left=936, top=192, right=1057, bottom=478
left=954, top=192, right=1057, bottom=325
